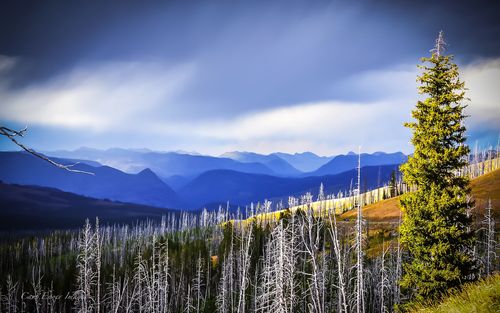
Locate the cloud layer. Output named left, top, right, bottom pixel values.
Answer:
left=0, top=55, right=498, bottom=155
left=0, top=58, right=195, bottom=131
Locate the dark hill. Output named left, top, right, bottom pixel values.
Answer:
left=0, top=182, right=174, bottom=230
left=180, top=164, right=401, bottom=209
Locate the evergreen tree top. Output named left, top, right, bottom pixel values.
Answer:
left=402, top=31, right=470, bottom=188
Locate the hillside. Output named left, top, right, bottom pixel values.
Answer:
left=409, top=274, right=500, bottom=313
left=0, top=182, right=173, bottom=230
left=469, top=167, right=500, bottom=216
left=180, top=164, right=399, bottom=209
left=341, top=168, right=500, bottom=222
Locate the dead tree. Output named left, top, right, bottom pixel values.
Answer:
left=355, top=148, right=365, bottom=313
left=327, top=205, right=348, bottom=313
left=483, top=199, right=497, bottom=276
left=237, top=223, right=253, bottom=313
left=299, top=203, right=326, bottom=313
left=95, top=218, right=102, bottom=313
left=193, top=255, right=204, bottom=313
left=74, top=219, right=97, bottom=313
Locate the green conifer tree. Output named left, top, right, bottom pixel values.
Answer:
left=399, top=31, right=476, bottom=301
left=389, top=170, right=397, bottom=198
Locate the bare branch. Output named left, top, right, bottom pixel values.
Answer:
left=0, top=125, right=94, bottom=175
left=430, top=30, right=447, bottom=57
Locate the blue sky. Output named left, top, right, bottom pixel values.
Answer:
left=0, top=0, right=499, bottom=155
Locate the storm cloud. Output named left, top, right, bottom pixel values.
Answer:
left=0, top=0, right=498, bottom=154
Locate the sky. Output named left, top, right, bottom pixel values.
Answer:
left=0, top=0, right=499, bottom=156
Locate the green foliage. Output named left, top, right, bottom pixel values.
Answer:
left=399, top=42, right=477, bottom=302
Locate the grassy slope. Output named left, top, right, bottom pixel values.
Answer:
left=341, top=196, right=402, bottom=222
left=469, top=167, right=500, bottom=219
left=339, top=168, right=500, bottom=257
left=409, top=274, right=500, bottom=313
left=341, top=168, right=500, bottom=223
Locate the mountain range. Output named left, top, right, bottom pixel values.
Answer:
left=273, top=152, right=333, bottom=172
left=46, top=147, right=404, bottom=177
left=220, top=151, right=302, bottom=176
left=1, top=149, right=407, bottom=213
left=47, top=148, right=278, bottom=183
left=311, top=152, right=407, bottom=176
left=0, top=152, right=183, bottom=208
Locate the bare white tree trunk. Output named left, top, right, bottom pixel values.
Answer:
left=378, top=243, right=390, bottom=313
left=95, top=218, right=101, bottom=313
left=184, top=285, right=195, bottom=313
left=237, top=223, right=253, bottom=313
left=299, top=202, right=325, bottom=313
left=484, top=199, right=497, bottom=276
left=257, top=219, right=295, bottom=313
left=287, top=212, right=297, bottom=313
left=107, top=265, right=129, bottom=313
left=4, top=275, right=19, bottom=313
left=161, top=241, right=170, bottom=313
left=217, top=242, right=234, bottom=313
left=355, top=148, right=365, bottom=313
left=30, top=268, right=42, bottom=313
left=74, top=219, right=97, bottom=313
left=394, top=211, right=402, bottom=306
left=193, top=255, right=204, bottom=313
left=327, top=206, right=348, bottom=313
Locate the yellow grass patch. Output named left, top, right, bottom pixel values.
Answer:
left=341, top=197, right=401, bottom=222
left=470, top=168, right=500, bottom=220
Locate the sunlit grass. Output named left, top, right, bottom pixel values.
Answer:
left=238, top=168, right=500, bottom=228
left=409, top=274, right=500, bottom=313
left=341, top=196, right=401, bottom=222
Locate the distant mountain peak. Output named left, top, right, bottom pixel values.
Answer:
left=297, top=151, right=319, bottom=157
left=221, top=151, right=268, bottom=158
left=75, top=146, right=100, bottom=152
left=137, top=168, right=156, bottom=176
left=272, top=151, right=333, bottom=172
left=220, top=151, right=300, bottom=176
left=172, top=150, right=201, bottom=156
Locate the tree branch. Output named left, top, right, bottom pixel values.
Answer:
left=0, top=126, right=94, bottom=175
